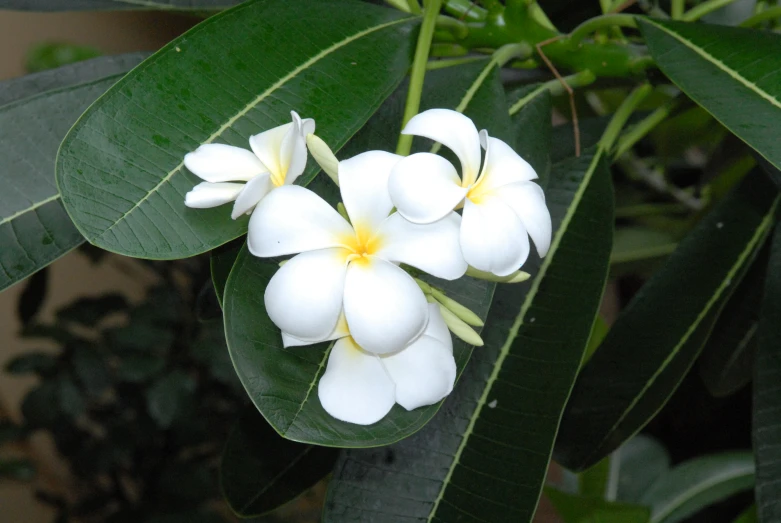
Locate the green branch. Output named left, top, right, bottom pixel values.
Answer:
left=682, top=0, right=738, bottom=21
left=567, top=14, right=637, bottom=46
left=599, top=82, right=652, bottom=152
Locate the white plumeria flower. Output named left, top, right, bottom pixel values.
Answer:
left=388, top=109, right=552, bottom=277
left=183, top=111, right=314, bottom=219
left=283, top=304, right=456, bottom=425
left=247, top=150, right=467, bottom=355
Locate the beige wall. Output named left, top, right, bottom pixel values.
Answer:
left=0, top=9, right=189, bottom=521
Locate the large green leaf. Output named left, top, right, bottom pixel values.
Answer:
left=753, top=226, right=781, bottom=522
left=508, top=85, right=552, bottom=188
left=0, top=0, right=239, bottom=10
left=638, top=18, right=781, bottom=171
left=324, top=147, right=613, bottom=521
left=556, top=171, right=779, bottom=471
left=223, top=59, right=510, bottom=447
left=210, top=238, right=243, bottom=308
left=57, top=0, right=417, bottom=260
left=640, top=452, right=755, bottom=523
left=220, top=405, right=339, bottom=517
left=546, top=488, right=651, bottom=523
left=698, top=250, right=765, bottom=398
left=0, top=55, right=145, bottom=292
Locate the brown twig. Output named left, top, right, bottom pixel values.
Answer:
left=536, top=35, right=581, bottom=157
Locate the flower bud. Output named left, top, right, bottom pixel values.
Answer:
left=306, top=133, right=339, bottom=186
left=430, top=288, right=483, bottom=327
left=438, top=304, right=484, bottom=347
left=466, top=266, right=531, bottom=283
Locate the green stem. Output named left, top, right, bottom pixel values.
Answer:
left=455, top=43, right=531, bottom=114
left=615, top=202, right=689, bottom=218
left=682, top=0, right=738, bottom=21
left=600, top=0, right=612, bottom=13
left=614, top=96, right=682, bottom=158
left=671, top=0, right=685, bottom=19
left=443, top=0, right=487, bottom=21
left=436, top=14, right=469, bottom=37
left=426, top=56, right=486, bottom=70
left=385, top=0, right=413, bottom=12
left=567, top=14, right=637, bottom=46
left=396, top=0, right=443, bottom=156
left=406, top=0, right=423, bottom=15
left=740, top=4, right=781, bottom=26
left=599, top=82, right=652, bottom=152
left=508, top=70, right=596, bottom=115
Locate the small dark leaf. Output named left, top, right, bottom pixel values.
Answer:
left=0, top=421, right=28, bottom=444
left=195, top=280, right=221, bottom=322
left=146, top=371, right=196, bottom=429
left=5, top=352, right=58, bottom=376
left=58, top=376, right=86, bottom=419
left=221, top=405, right=339, bottom=517
left=71, top=345, right=112, bottom=398
left=56, top=294, right=128, bottom=326
left=158, top=462, right=215, bottom=505
left=117, top=354, right=165, bottom=383
left=17, top=268, right=49, bottom=325
left=22, top=382, right=61, bottom=427
left=0, top=458, right=36, bottom=481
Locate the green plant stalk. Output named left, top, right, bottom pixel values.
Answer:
left=406, top=0, right=422, bottom=15
left=385, top=0, right=413, bottom=12
left=614, top=96, right=682, bottom=158
left=567, top=14, right=637, bottom=46
left=508, top=70, right=596, bottom=116
left=396, top=0, right=443, bottom=156
left=671, top=0, right=685, bottom=19
left=436, top=14, right=469, bottom=37
left=443, top=0, right=487, bottom=21
left=682, top=0, right=739, bottom=21
left=426, top=56, right=486, bottom=70
left=599, top=82, right=653, bottom=152
left=740, top=5, right=781, bottom=26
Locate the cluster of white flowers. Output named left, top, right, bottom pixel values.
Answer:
left=184, top=109, right=551, bottom=425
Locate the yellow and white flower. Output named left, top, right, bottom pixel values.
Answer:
left=388, top=108, right=552, bottom=276
left=184, top=111, right=314, bottom=219
left=248, top=150, right=467, bottom=355
left=284, top=304, right=456, bottom=426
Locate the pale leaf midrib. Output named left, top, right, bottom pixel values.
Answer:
left=586, top=195, right=780, bottom=464
left=0, top=194, right=61, bottom=227
left=648, top=19, right=781, bottom=111
left=95, top=16, right=411, bottom=240
left=427, top=149, right=606, bottom=521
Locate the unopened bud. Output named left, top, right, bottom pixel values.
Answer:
left=430, top=288, right=483, bottom=327
left=466, top=266, right=531, bottom=283
left=438, top=304, right=484, bottom=347
left=306, top=133, right=339, bottom=186
left=414, top=278, right=432, bottom=295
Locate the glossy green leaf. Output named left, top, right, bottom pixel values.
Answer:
left=698, top=251, right=765, bottom=398
left=210, top=239, right=243, bottom=308
left=57, top=0, right=417, bottom=259
left=640, top=452, right=754, bottom=523
left=0, top=54, right=145, bottom=293
left=0, top=0, right=240, bottom=10
left=616, top=435, right=671, bottom=504
left=220, top=405, right=339, bottom=517
left=611, top=227, right=678, bottom=265
left=638, top=18, right=781, bottom=171
left=224, top=58, right=510, bottom=447
left=324, top=146, right=613, bottom=521
left=556, top=171, right=779, bottom=471
left=753, top=226, right=781, bottom=522
left=579, top=458, right=611, bottom=499
left=546, top=488, right=651, bottom=523
left=508, top=86, right=552, bottom=188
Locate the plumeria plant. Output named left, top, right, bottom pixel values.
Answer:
left=3, top=0, right=781, bottom=521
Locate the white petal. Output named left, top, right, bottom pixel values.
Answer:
left=283, top=111, right=311, bottom=186
left=231, top=173, right=272, bottom=219
left=281, top=312, right=349, bottom=347
left=422, top=302, right=452, bottom=352
left=374, top=212, right=467, bottom=280
left=343, top=258, right=428, bottom=355
left=184, top=144, right=266, bottom=183
left=388, top=153, right=468, bottom=224
left=318, top=337, right=395, bottom=425
left=184, top=182, right=244, bottom=208
left=338, top=151, right=401, bottom=234
left=264, top=248, right=348, bottom=341
left=249, top=120, right=295, bottom=185
left=381, top=334, right=456, bottom=411
left=247, top=185, right=354, bottom=257
left=461, top=197, right=530, bottom=277
left=474, top=131, right=538, bottom=194
left=496, top=181, right=552, bottom=258
left=402, top=109, right=482, bottom=185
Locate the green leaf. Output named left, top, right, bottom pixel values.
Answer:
left=638, top=19, right=781, bottom=171
left=324, top=148, right=613, bottom=521
left=221, top=405, right=339, bottom=517
left=640, top=452, right=754, bottom=523
left=616, top=435, right=671, bottom=504
left=0, top=54, right=144, bottom=293
left=610, top=227, right=678, bottom=265
left=555, top=171, right=779, bottom=471
left=733, top=505, right=757, bottom=523
left=5, top=352, right=58, bottom=376
left=146, top=371, right=196, bottom=428
left=210, top=238, right=243, bottom=308
left=753, top=225, right=781, bottom=522
left=57, top=0, right=417, bottom=259
left=26, top=42, right=101, bottom=73
left=546, top=488, right=651, bottom=523
left=698, top=250, right=765, bottom=398
left=224, top=58, right=509, bottom=447
left=579, top=458, right=611, bottom=499
left=57, top=293, right=128, bottom=326
left=508, top=86, right=552, bottom=188
left=117, top=354, right=165, bottom=382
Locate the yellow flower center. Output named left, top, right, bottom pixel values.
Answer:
left=340, top=224, right=382, bottom=266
